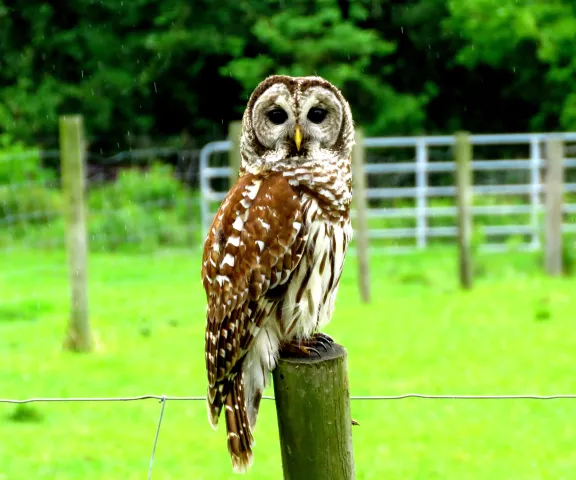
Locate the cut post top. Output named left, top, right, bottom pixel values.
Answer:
left=277, top=342, right=347, bottom=365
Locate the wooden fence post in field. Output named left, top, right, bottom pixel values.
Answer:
left=272, top=344, right=355, bottom=480
left=544, top=136, right=565, bottom=276
left=351, top=128, right=370, bottom=303
left=455, top=131, right=473, bottom=290
left=228, top=121, right=242, bottom=187
left=59, top=115, right=92, bottom=352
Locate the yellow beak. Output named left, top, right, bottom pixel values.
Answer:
left=294, top=125, right=302, bottom=151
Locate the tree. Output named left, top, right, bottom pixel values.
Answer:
left=445, top=0, right=576, bottom=130
left=221, top=0, right=430, bottom=135
left=0, top=0, right=574, bottom=152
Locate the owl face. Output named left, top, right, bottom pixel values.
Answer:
left=240, top=75, right=354, bottom=168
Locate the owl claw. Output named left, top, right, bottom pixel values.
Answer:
left=279, top=333, right=334, bottom=358
left=316, top=332, right=334, bottom=344
left=279, top=342, right=321, bottom=358
left=302, top=332, right=334, bottom=352
left=306, top=346, right=322, bottom=357
left=312, top=333, right=334, bottom=351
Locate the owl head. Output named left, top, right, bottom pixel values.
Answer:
left=239, top=75, right=355, bottom=173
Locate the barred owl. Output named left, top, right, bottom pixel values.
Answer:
left=201, top=75, right=355, bottom=473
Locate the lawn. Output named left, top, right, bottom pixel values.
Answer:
left=1, top=246, right=576, bottom=479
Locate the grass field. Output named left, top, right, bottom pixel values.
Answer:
left=1, top=246, right=576, bottom=479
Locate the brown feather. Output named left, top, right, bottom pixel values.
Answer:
left=201, top=172, right=307, bottom=467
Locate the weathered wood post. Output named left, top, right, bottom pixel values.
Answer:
left=59, top=114, right=92, bottom=352
left=351, top=128, right=370, bottom=303
left=455, top=131, right=473, bottom=289
left=544, top=136, right=565, bottom=276
left=228, top=121, right=242, bottom=187
left=273, top=344, right=355, bottom=480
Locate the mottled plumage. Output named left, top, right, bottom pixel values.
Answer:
left=201, top=75, right=355, bottom=473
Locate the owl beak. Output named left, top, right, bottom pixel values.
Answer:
left=294, top=125, right=302, bottom=151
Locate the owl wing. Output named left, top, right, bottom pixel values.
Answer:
left=202, top=172, right=306, bottom=388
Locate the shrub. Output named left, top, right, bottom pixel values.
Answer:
left=0, top=135, right=62, bottom=233
left=88, top=205, right=195, bottom=252
left=0, top=184, right=62, bottom=225
left=89, top=205, right=160, bottom=252
left=87, top=162, right=198, bottom=251
left=0, top=134, right=55, bottom=185
left=89, top=163, right=187, bottom=211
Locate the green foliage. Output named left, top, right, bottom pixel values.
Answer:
left=88, top=205, right=194, bottom=252
left=0, top=135, right=62, bottom=228
left=89, top=163, right=186, bottom=211
left=0, top=135, right=55, bottom=185
left=87, top=163, right=197, bottom=252
left=0, top=184, right=62, bottom=225
left=221, top=1, right=429, bottom=134
left=445, top=0, right=576, bottom=130
left=0, top=153, right=198, bottom=251
left=1, top=0, right=575, bottom=146
left=89, top=206, right=159, bottom=252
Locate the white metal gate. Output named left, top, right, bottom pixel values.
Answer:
left=199, top=133, right=576, bottom=253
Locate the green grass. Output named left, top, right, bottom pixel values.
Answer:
left=1, top=247, right=576, bottom=479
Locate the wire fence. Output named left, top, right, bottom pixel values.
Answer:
left=5, top=393, right=576, bottom=404
left=3, top=138, right=576, bottom=259
left=2, top=392, right=576, bottom=478
left=0, top=147, right=203, bottom=254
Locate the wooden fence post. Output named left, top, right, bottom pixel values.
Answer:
left=228, top=121, right=242, bottom=187
left=351, top=128, right=370, bottom=303
left=455, top=131, right=473, bottom=289
left=59, top=115, right=92, bottom=352
left=544, top=136, right=565, bottom=276
left=272, top=344, right=355, bottom=480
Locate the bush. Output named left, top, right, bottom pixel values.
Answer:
left=88, top=205, right=195, bottom=252
left=0, top=134, right=55, bottom=185
left=1, top=154, right=199, bottom=251
left=0, top=135, right=62, bottom=235
left=89, top=205, right=160, bottom=252
left=0, top=184, right=62, bottom=225
left=87, top=162, right=198, bottom=251
left=89, top=163, right=187, bottom=211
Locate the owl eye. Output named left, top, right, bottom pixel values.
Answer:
left=307, top=107, right=328, bottom=124
left=267, top=108, right=288, bottom=125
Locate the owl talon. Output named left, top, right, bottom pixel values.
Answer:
left=316, top=332, right=334, bottom=344
left=306, top=346, right=322, bottom=357
left=303, top=332, right=334, bottom=352
left=313, top=334, right=333, bottom=351
left=279, top=342, right=322, bottom=358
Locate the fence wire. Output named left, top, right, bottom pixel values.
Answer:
left=3, top=393, right=576, bottom=404
left=4, top=392, right=576, bottom=478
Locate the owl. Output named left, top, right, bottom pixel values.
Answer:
left=201, top=75, right=355, bottom=473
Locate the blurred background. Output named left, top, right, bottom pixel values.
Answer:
left=1, top=1, right=576, bottom=479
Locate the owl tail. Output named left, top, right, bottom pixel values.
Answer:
left=206, top=382, right=226, bottom=430
left=207, top=375, right=255, bottom=473
left=225, top=374, right=255, bottom=473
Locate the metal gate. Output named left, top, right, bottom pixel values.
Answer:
left=199, top=133, right=576, bottom=253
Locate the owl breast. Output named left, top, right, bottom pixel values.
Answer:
left=275, top=193, right=353, bottom=340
